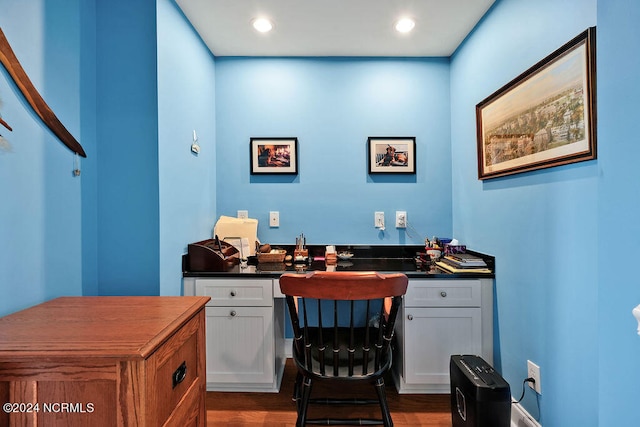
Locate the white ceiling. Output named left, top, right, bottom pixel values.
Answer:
left=175, top=0, right=496, bottom=57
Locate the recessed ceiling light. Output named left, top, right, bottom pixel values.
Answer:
left=394, top=18, right=415, bottom=33
left=252, top=17, right=273, bottom=33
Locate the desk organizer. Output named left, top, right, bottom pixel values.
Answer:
left=187, top=238, right=239, bottom=272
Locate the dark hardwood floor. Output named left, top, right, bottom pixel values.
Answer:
left=206, top=359, right=452, bottom=426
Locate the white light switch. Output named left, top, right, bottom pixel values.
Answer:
left=269, top=211, right=279, bottom=227
left=396, top=211, right=407, bottom=228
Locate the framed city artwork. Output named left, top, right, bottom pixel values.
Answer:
left=368, top=137, right=416, bottom=174
left=250, top=137, right=298, bottom=175
left=476, top=27, right=597, bottom=180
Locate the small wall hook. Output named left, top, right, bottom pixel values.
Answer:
left=72, top=152, right=81, bottom=176
left=191, top=129, right=200, bottom=154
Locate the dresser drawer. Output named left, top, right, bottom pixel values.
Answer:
left=148, top=313, right=202, bottom=426
left=405, top=280, right=481, bottom=307
left=195, top=279, right=273, bottom=307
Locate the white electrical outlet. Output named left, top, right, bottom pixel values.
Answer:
left=374, top=212, right=385, bottom=228
left=395, top=211, right=407, bottom=228
left=269, top=211, right=279, bottom=227
left=527, top=360, right=542, bottom=394
left=237, top=210, right=249, bottom=219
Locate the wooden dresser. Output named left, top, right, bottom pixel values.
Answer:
left=0, top=296, right=210, bottom=427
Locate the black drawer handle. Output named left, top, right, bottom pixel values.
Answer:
left=172, top=361, right=187, bottom=389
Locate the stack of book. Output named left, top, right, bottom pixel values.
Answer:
left=436, top=253, right=492, bottom=274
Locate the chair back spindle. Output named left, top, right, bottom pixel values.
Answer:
left=280, top=271, right=408, bottom=427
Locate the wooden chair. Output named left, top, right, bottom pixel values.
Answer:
left=279, top=271, right=409, bottom=427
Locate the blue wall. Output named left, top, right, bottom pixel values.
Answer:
left=215, top=57, right=452, bottom=245
left=93, top=0, right=217, bottom=296
left=0, top=0, right=218, bottom=312
left=80, top=0, right=98, bottom=296
left=157, top=0, right=217, bottom=295
left=597, top=1, right=640, bottom=426
left=451, top=0, right=599, bottom=425
left=95, top=0, right=160, bottom=295
left=0, top=0, right=86, bottom=316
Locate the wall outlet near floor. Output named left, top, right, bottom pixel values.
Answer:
left=237, top=210, right=249, bottom=219
left=374, top=211, right=385, bottom=229
left=527, top=360, right=542, bottom=394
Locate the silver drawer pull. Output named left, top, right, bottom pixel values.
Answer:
left=230, top=291, right=236, bottom=297
left=230, top=310, right=237, bottom=317
left=440, top=291, right=447, bottom=298
left=407, top=314, right=413, bottom=321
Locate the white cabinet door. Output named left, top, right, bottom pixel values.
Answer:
left=205, top=306, right=274, bottom=386
left=403, top=307, right=482, bottom=387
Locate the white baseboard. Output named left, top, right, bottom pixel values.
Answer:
left=511, top=400, right=541, bottom=427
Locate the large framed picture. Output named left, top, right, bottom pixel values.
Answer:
left=368, top=137, right=416, bottom=174
left=250, top=137, right=298, bottom=175
left=476, top=27, right=597, bottom=180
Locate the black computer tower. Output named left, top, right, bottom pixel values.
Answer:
left=450, top=355, right=511, bottom=427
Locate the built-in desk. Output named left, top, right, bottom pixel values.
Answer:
left=183, top=245, right=495, bottom=394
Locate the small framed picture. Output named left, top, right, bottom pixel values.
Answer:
left=250, top=137, right=298, bottom=175
left=368, top=137, right=416, bottom=174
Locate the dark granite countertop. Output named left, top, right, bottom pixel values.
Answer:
left=182, top=245, right=495, bottom=279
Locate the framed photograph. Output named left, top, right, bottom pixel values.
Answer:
left=250, top=137, right=298, bottom=175
left=368, top=137, right=416, bottom=174
left=476, top=27, right=597, bottom=180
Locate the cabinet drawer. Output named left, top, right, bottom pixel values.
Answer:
left=162, top=377, right=202, bottom=427
left=405, top=280, right=481, bottom=307
left=148, top=314, right=202, bottom=426
left=195, top=279, right=273, bottom=307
